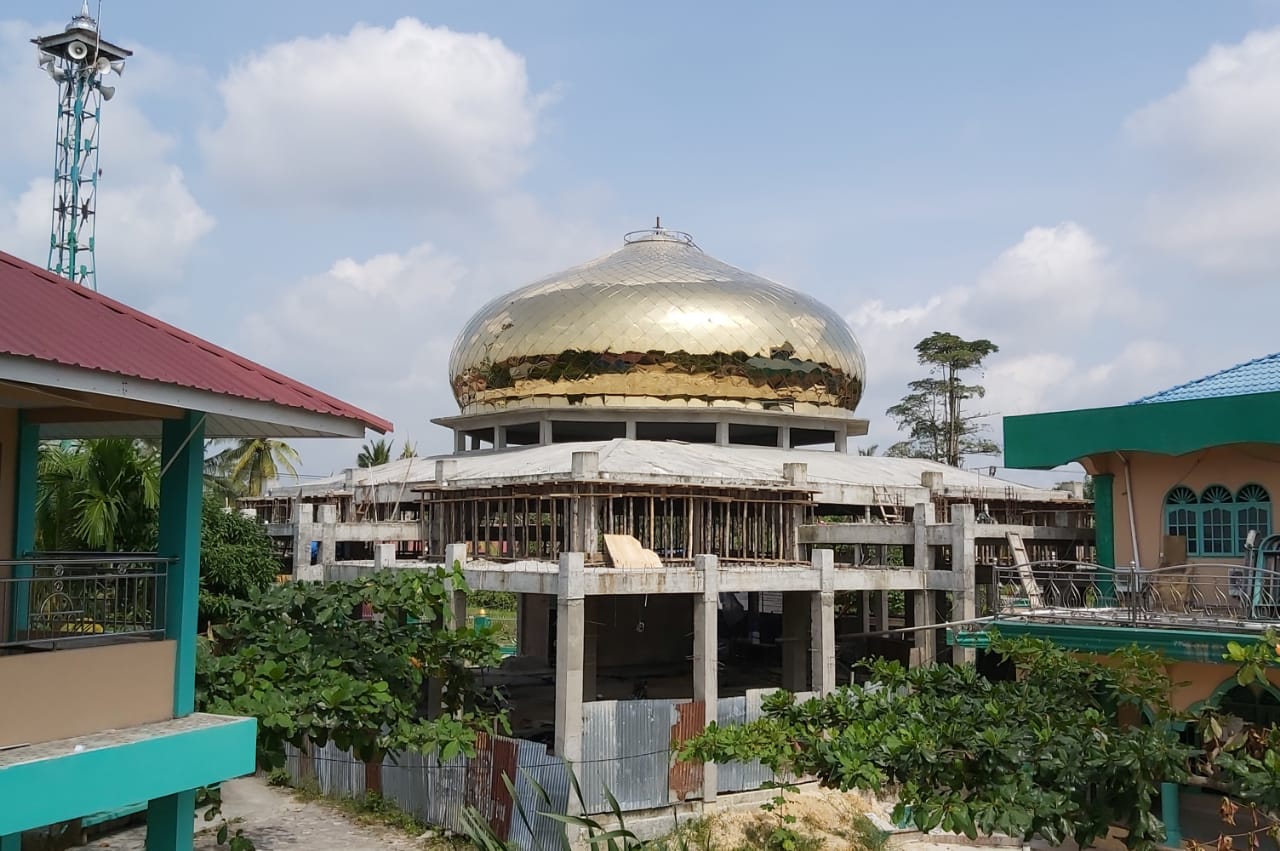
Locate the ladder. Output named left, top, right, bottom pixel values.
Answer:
left=1005, top=532, right=1044, bottom=608
left=872, top=486, right=903, bottom=523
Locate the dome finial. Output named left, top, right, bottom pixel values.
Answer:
left=656, top=215, right=661, bottom=229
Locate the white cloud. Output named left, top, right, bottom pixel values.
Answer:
left=202, top=18, right=546, bottom=208
left=0, top=169, right=213, bottom=291
left=1126, top=28, right=1280, bottom=275
left=975, top=223, right=1119, bottom=322
left=846, top=223, right=1181, bottom=460
left=237, top=196, right=619, bottom=473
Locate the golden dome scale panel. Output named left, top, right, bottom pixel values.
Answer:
left=449, top=229, right=867, bottom=417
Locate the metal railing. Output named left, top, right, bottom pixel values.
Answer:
left=984, top=560, right=1280, bottom=632
left=0, top=553, right=172, bottom=650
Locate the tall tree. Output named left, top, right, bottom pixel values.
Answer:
left=198, top=501, right=280, bottom=630
left=886, top=331, right=999, bottom=466
left=36, top=439, right=160, bottom=552
left=208, top=439, right=301, bottom=498
left=398, top=440, right=418, bottom=460
left=357, top=438, right=394, bottom=468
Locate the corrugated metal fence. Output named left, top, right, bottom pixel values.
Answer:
left=578, top=689, right=814, bottom=813
left=284, top=733, right=570, bottom=851
left=284, top=689, right=809, bottom=834
left=716, top=689, right=814, bottom=794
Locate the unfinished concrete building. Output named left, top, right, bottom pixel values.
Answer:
left=253, top=227, right=1092, bottom=749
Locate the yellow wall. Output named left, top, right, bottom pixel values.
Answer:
left=1093, top=445, right=1280, bottom=568
left=0, top=408, right=15, bottom=562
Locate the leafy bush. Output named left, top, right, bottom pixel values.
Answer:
left=682, top=635, right=1193, bottom=851
left=468, top=591, right=517, bottom=612
left=199, top=503, right=280, bottom=629
left=196, top=567, right=507, bottom=769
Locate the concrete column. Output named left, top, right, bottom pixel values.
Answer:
left=693, top=554, right=719, bottom=802
left=319, top=504, right=338, bottom=568
left=876, top=591, right=890, bottom=633
left=951, top=504, right=977, bottom=666
left=911, top=591, right=937, bottom=668
left=781, top=591, right=810, bottom=692
left=860, top=590, right=872, bottom=635
left=293, top=502, right=318, bottom=581
left=374, top=542, right=397, bottom=569
left=454, top=429, right=466, bottom=453
left=150, top=411, right=206, bottom=851
left=810, top=549, right=836, bottom=695
left=496, top=425, right=508, bottom=449
left=778, top=425, right=791, bottom=449
left=539, top=419, right=553, bottom=445
left=625, top=419, right=637, bottom=440
left=9, top=415, right=38, bottom=638
left=715, top=420, right=729, bottom=446
left=147, top=790, right=197, bottom=851
left=747, top=592, right=761, bottom=644
left=444, top=542, right=468, bottom=631
left=1161, top=782, right=1182, bottom=846
left=444, top=542, right=467, bottom=570
left=909, top=502, right=937, bottom=668
left=554, top=553, right=586, bottom=775
left=834, top=425, right=848, bottom=453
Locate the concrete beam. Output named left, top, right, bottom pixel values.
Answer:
left=801, top=522, right=1092, bottom=547
left=832, top=568, right=963, bottom=592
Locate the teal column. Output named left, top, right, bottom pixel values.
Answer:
left=1093, top=473, right=1116, bottom=602
left=1, top=831, right=22, bottom=851
left=1161, top=781, right=1182, bottom=846
left=10, top=414, right=39, bottom=638
left=147, top=412, right=204, bottom=851
left=156, top=411, right=205, bottom=716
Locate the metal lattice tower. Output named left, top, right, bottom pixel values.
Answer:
left=33, top=3, right=130, bottom=290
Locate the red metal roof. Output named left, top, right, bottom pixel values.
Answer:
left=0, top=250, right=392, bottom=433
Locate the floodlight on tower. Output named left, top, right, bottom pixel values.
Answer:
left=31, top=1, right=132, bottom=290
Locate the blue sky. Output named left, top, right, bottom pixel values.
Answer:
left=4, top=2, right=1280, bottom=482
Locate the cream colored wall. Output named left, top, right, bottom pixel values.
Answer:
left=1093, top=445, right=1280, bottom=568
left=1168, top=660, right=1280, bottom=713
left=0, top=408, right=16, bottom=562
left=0, top=640, right=176, bottom=748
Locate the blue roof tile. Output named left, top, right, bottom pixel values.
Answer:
left=1132, top=352, right=1280, bottom=404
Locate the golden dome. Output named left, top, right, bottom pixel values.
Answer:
left=449, top=229, right=866, bottom=417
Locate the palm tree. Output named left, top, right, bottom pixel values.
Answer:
left=357, top=438, right=394, bottom=468
left=398, top=440, right=418, bottom=460
left=203, top=442, right=246, bottom=505
left=858, top=444, right=880, bottom=457
left=210, top=438, right=302, bottom=497
left=36, top=439, right=160, bottom=552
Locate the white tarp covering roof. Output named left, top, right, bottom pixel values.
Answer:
left=271, top=438, right=1074, bottom=505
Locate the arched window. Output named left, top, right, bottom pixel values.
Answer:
left=1201, top=485, right=1236, bottom=555
left=1219, top=684, right=1280, bottom=728
left=1235, top=484, right=1271, bottom=553
left=1165, top=486, right=1199, bottom=555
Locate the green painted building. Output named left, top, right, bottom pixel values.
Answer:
left=984, top=352, right=1280, bottom=844
left=0, top=251, right=390, bottom=851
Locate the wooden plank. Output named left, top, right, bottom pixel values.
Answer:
left=602, top=534, right=664, bottom=569
left=1006, top=532, right=1044, bottom=607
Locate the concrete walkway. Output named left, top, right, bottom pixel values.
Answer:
left=85, top=777, right=433, bottom=851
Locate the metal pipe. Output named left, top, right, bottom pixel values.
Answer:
left=1117, top=452, right=1142, bottom=569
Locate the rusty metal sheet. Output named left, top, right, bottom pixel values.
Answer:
left=668, top=701, right=705, bottom=801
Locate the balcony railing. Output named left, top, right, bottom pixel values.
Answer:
left=982, top=561, right=1280, bottom=633
left=0, top=553, right=172, bottom=651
